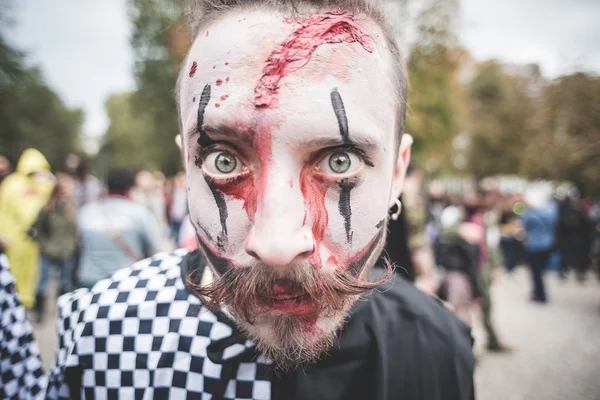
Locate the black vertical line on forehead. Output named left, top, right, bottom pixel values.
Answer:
left=330, top=88, right=350, bottom=144
left=196, top=84, right=214, bottom=152
left=338, top=179, right=356, bottom=244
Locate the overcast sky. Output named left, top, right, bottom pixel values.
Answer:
left=6, top=0, right=600, bottom=148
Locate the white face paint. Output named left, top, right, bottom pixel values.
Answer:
left=178, top=9, right=410, bottom=366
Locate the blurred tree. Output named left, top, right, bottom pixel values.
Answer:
left=97, top=92, right=160, bottom=171
left=0, top=35, right=83, bottom=169
left=405, top=0, right=467, bottom=174
left=465, top=61, right=541, bottom=179
left=528, top=72, right=600, bottom=197
left=107, top=0, right=190, bottom=176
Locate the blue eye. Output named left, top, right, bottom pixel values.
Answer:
left=215, top=152, right=237, bottom=173
left=318, top=150, right=362, bottom=176
left=328, top=152, right=351, bottom=173
left=203, top=150, right=244, bottom=176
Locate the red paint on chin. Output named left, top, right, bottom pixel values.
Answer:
left=269, top=297, right=315, bottom=315
left=300, top=165, right=328, bottom=269
left=254, top=12, right=374, bottom=107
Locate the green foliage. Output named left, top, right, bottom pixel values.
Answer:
left=532, top=72, right=600, bottom=197
left=0, top=35, right=83, bottom=169
left=100, top=0, right=189, bottom=176
left=466, top=61, right=540, bottom=179
left=405, top=0, right=465, bottom=174
left=97, top=92, right=162, bottom=171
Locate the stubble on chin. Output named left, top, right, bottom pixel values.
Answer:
left=235, top=306, right=353, bottom=371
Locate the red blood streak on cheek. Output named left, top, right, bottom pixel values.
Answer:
left=226, top=77, right=230, bottom=83
left=214, top=120, right=275, bottom=222
left=189, top=61, right=197, bottom=78
left=213, top=65, right=216, bottom=69
left=300, top=164, right=328, bottom=269
left=216, top=79, right=223, bottom=86
left=225, top=62, right=229, bottom=66
left=220, top=94, right=229, bottom=101
left=215, top=103, right=221, bottom=108
left=254, top=12, right=374, bottom=107
left=214, top=175, right=258, bottom=222
left=192, top=97, right=196, bottom=102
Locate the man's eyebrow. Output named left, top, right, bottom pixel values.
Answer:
left=304, top=135, right=380, bottom=150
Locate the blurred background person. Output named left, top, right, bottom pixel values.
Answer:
left=464, top=191, right=511, bottom=353
left=435, top=205, right=482, bottom=326
left=557, top=193, right=590, bottom=282
left=521, top=187, right=558, bottom=304
left=133, top=170, right=171, bottom=249
left=0, top=155, right=11, bottom=184
left=76, top=168, right=161, bottom=289
left=0, top=148, right=54, bottom=308
left=73, top=157, right=104, bottom=210
left=28, top=173, right=78, bottom=323
left=403, top=165, right=439, bottom=294
left=169, top=171, right=188, bottom=243
left=499, top=197, right=525, bottom=274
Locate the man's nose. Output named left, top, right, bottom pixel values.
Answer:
left=245, top=176, right=314, bottom=268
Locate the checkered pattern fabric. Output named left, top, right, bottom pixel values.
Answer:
left=46, top=249, right=273, bottom=399
left=0, top=253, right=47, bottom=400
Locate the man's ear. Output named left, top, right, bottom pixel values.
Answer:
left=389, top=134, right=413, bottom=208
left=175, top=134, right=186, bottom=168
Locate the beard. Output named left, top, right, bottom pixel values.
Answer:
left=186, top=252, right=391, bottom=370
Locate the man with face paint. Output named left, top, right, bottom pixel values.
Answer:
left=46, top=1, right=475, bottom=399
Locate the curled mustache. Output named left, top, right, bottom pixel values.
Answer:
left=186, top=258, right=393, bottom=323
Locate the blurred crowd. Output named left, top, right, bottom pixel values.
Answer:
left=1, top=148, right=599, bottom=332
left=0, top=150, right=196, bottom=323
left=411, top=172, right=600, bottom=349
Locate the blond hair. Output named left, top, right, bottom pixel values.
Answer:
left=176, top=0, right=407, bottom=140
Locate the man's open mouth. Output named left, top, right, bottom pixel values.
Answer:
left=259, top=281, right=315, bottom=314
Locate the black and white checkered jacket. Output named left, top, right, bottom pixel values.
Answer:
left=46, top=249, right=476, bottom=400
left=0, top=253, right=47, bottom=400
left=46, top=249, right=273, bottom=400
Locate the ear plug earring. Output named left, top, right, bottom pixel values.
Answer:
left=390, top=198, right=402, bottom=221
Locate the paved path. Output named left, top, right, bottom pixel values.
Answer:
left=32, top=267, right=600, bottom=399
left=473, top=268, right=600, bottom=400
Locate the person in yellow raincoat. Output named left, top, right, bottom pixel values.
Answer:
left=0, top=148, right=55, bottom=308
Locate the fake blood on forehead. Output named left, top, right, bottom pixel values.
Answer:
left=254, top=12, right=374, bottom=108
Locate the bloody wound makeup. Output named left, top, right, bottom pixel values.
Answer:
left=254, top=12, right=374, bottom=107
left=182, top=9, right=403, bottom=361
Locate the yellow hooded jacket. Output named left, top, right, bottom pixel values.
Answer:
left=0, top=149, right=54, bottom=307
